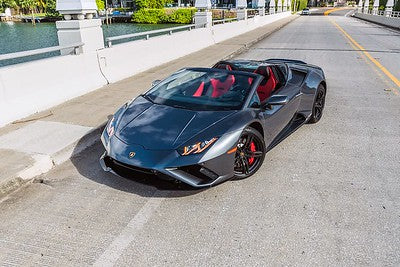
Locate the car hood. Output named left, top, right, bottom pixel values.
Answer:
left=116, top=100, right=236, bottom=150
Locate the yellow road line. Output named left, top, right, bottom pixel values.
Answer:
left=345, top=34, right=398, bottom=95
left=330, top=19, right=400, bottom=93
left=324, top=8, right=346, bottom=16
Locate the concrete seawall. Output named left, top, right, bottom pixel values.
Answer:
left=0, top=12, right=291, bottom=127
left=354, top=12, right=400, bottom=30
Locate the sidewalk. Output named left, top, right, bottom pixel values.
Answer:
left=0, top=15, right=298, bottom=197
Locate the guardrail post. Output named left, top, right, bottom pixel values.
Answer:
left=277, top=0, right=283, bottom=13
left=73, top=46, right=81, bottom=55
left=236, top=0, right=248, bottom=20
left=283, top=0, right=288, bottom=12
left=363, top=0, right=370, bottom=13
left=372, top=0, right=379, bottom=15
left=357, top=0, right=364, bottom=13
left=256, top=0, right=266, bottom=15
left=56, top=0, right=104, bottom=55
left=194, top=0, right=212, bottom=28
left=269, top=0, right=276, bottom=14
left=384, top=0, right=394, bottom=17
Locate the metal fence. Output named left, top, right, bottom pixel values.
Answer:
left=364, top=9, right=400, bottom=18
left=0, top=43, right=84, bottom=62
left=105, top=24, right=201, bottom=48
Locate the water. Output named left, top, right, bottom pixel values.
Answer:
left=0, top=22, right=180, bottom=67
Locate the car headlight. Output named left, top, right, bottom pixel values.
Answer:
left=106, top=117, right=115, bottom=137
left=180, top=137, right=218, bottom=156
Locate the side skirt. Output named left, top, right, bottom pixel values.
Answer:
left=266, top=113, right=307, bottom=152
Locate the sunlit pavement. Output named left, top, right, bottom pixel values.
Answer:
left=0, top=10, right=399, bottom=266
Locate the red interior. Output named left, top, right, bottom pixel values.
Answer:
left=254, top=66, right=277, bottom=102
left=210, top=75, right=235, bottom=98
left=193, top=81, right=205, bottom=97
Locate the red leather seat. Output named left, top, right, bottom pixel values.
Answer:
left=254, top=66, right=277, bottom=102
left=210, top=75, right=235, bottom=98
left=193, top=81, right=205, bottom=97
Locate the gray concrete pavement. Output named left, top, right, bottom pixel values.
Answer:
left=0, top=11, right=399, bottom=266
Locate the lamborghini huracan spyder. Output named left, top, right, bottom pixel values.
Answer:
left=100, top=59, right=327, bottom=187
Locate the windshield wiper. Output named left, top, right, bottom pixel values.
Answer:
left=141, top=94, right=154, bottom=103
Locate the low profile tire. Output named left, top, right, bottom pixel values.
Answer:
left=307, top=83, right=326, bottom=124
left=233, top=127, right=266, bottom=180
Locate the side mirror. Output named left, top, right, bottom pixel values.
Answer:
left=267, top=95, right=289, bottom=105
left=151, top=79, right=161, bottom=87
left=262, top=95, right=289, bottom=109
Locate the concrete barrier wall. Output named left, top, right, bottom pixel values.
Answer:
left=354, top=13, right=400, bottom=29
left=213, top=12, right=291, bottom=43
left=0, top=53, right=107, bottom=126
left=98, top=27, right=215, bottom=83
left=99, top=12, right=291, bottom=83
left=0, top=12, right=291, bottom=127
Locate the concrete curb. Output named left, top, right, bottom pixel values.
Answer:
left=0, top=124, right=105, bottom=199
left=0, top=15, right=298, bottom=199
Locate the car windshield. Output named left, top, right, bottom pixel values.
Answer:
left=145, top=69, right=256, bottom=111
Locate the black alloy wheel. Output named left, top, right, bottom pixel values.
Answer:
left=234, top=127, right=266, bottom=180
left=308, top=83, right=326, bottom=124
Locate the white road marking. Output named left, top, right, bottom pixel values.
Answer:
left=93, top=190, right=169, bottom=266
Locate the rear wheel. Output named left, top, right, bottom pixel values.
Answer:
left=308, top=83, right=326, bottom=124
left=233, top=127, right=266, bottom=180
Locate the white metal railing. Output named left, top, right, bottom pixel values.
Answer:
left=391, top=11, right=400, bottom=17
left=0, top=43, right=84, bottom=61
left=105, top=24, right=203, bottom=48
left=363, top=9, right=400, bottom=18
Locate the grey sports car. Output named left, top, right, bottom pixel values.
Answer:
left=100, top=59, right=327, bottom=188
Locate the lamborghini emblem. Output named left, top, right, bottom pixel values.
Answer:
left=129, top=152, right=136, bottom=158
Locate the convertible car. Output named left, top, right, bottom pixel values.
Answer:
left=100, top=59, right=327, bottom=187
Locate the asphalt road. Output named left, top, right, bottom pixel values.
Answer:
left=1, top=11, right=399, bottom=266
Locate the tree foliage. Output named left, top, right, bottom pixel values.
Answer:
left=132, top=8, right=195, bottom=24
left=135, top=0, right=174, bottom=10
left=96, top=0, right=104, bottom=10
left=0, top=0, right=16, bottom=11
left=394, top=0, right=400, bottom=11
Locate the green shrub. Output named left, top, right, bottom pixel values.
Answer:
left=132, top=8, right=195, bottom=24
left=113, top=7, right=133, bottom=12
left=132, top=8, right=167, bottom=24
left=165, top=8, right=195, bottom=23
left=394, top=0, right=400, bottom=11
left=135, top=0, right=173, bottom=10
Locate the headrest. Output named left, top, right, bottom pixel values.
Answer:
left=215, top=63, right=233, bottom=71
left=253, top=66, right=269, bottom=77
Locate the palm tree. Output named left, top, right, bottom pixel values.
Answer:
left=19, top=0, right=37, bottom=25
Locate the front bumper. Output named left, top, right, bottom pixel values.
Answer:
left=100, top=123, right=241, bottom=188
left=100, top=152, right=233, bottom=188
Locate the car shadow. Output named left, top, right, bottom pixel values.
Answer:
left=70, top=125, right=206, bottom=198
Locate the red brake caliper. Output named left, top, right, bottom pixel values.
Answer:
left=248, top=142, right=256, bottom=165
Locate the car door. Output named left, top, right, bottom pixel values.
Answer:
left=259, top=65, right=302, bottom=147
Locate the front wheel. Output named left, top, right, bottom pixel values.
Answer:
left=233, top=127, right=266, bottom=180
left=308, top=83, right=326, bottom=124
